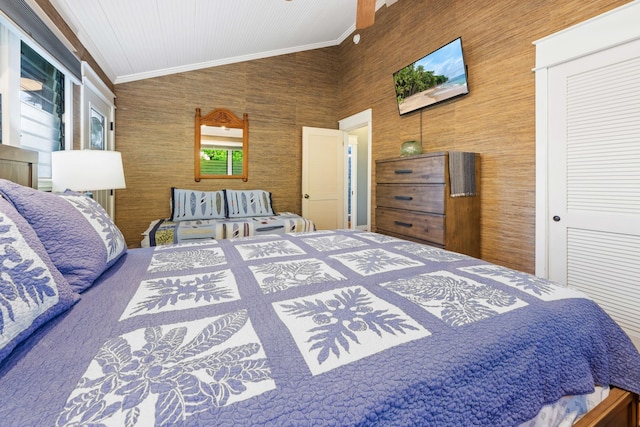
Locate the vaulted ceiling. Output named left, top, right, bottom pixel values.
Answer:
left=50, top=0, right=398, bottom=84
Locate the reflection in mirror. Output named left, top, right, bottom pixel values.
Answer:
left=200, top=125, right=242, bottom=175
left=195, top=108, right=248, bottom=182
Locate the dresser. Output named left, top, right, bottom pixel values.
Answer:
left=375, top=151, right=480, bottom=257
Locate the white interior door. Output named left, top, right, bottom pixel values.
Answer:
left=302, top=126, right=346, bottom=230
left=547, top=38, right=640, bottom=348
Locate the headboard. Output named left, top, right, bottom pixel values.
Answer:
left=0, top=145, right=38, bottom=188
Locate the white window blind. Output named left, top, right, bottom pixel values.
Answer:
left=20, top=41, right=65, bottom=179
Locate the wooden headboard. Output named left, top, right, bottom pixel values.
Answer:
left=0, top=145, right=38, bottom=188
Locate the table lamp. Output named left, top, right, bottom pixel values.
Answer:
left=51, top=150, right=126, bottom=196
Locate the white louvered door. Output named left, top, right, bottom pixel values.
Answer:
left=548, top=38, right=640, bottom=347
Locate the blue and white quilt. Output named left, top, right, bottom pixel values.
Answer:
left=1, top=230, right=639, bottom=426
left=142, top=212, right=316, bottom=247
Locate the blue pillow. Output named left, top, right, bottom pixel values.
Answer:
left=170, top=188, right=226, bottom=221
left=225, top=189, right=275, bottom=218
left=0, top=180, right=127, bottom=293
left=0, top=196, right=78, bottom=364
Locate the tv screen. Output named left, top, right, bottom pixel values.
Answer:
left=393, top=37, right=469, bottom=115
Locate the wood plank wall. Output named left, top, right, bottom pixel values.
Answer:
left=114, top=48, right=340, bottom=248
left=113, top=0, right=628, bottom=274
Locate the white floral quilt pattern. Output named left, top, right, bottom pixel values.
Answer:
left=58, top=311, right=274, bottom=426
left=48, top=229, right=635, bottom=427
left=273, top=285, right=431, bottom=375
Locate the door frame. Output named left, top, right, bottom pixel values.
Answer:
left=339, top=109, right=372, bottom=231
left=81, top=62, right=115, bottom=151
left=81, top=61, right=117, bottom=218
left=533, top=2, right=640, bottom=278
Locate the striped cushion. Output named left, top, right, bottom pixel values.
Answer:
left=170, top=188, right=226, bottom=221
left=225, top=189, right=274, bottom=217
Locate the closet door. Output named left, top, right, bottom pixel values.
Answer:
left=548, top=38, right=640, bottom=346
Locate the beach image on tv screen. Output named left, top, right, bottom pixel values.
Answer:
left=394, top=38, right=469, bottom=115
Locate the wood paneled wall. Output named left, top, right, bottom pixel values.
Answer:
left=114, top=0, right=629, bottom=274
left=114, top=48, right=340, bottom=247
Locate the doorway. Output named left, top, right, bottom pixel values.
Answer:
left=339, top=109, right=371, bottom=231
left=347, top=135, right=358, bottom=229
left=301, top=110, right=371, bottom=231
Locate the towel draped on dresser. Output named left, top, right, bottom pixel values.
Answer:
left=449, top=151, right=477, bottom=197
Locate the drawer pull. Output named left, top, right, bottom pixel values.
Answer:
left=394, top=196, right=413, bottom=201
left=394, top=169, right=413, bottom=174
left=394, top=221, right=413, bottom=228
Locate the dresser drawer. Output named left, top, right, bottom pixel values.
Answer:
left=376, top=184, right=445, bottom=214
left=376, top=155, right=445, bottom=184
left=376, top=207, right=444, bottom=244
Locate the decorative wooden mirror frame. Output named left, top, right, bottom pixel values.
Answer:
left=194, top=107, right=248, bottom=182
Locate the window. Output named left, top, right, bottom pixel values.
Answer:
left=90, top=107, right=106, bottom=150
left=200, top=146, right=243, bottom=176
left=0, top=15, right=75, bottom=189
left=20, top=41, right=65, bottom=179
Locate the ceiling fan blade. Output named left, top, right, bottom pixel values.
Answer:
left=356, top=0, right=376, bottom=29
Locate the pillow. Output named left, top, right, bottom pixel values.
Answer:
left=170, top=188, right=226, bottom=221
left=0, top=196, right=78, bottom=364
left=225, top=189, right=275, bottom=218
left=0, top=180, right=127, bottom=293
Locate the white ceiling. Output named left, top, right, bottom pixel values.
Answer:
left=50, top=0, right=396, bottom=85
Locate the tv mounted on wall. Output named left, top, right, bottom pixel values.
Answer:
left=393, top=37, right=469, bottom=115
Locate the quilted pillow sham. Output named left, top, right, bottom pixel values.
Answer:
left=170, top=188, right=226, bottom=221
left=225, top=189, right=275, bottom=218
left=0, top=180, right=127, bottom=293
left=0, top=196, right=78, bottom=364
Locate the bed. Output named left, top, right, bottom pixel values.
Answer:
left=141, top=188, right=316, bottom=247
left=141, top=213, right=316, bottom=247
left=0, top=145, right=639, bottom=427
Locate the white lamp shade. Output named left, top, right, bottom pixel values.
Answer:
left=51, top=150, right=126, bottom=192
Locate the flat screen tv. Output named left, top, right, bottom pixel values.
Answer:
left=393, top=37, right=469, bottom=115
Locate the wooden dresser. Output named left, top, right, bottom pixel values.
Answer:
left=375, top=152, right=480, bottom=258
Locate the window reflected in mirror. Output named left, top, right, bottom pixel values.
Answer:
left=195, top=108, right=248, bottom=182
left=200, top=125, right=243, bottom=176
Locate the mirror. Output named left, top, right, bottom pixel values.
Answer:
left=195, top=108, right=248, bottom=182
